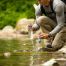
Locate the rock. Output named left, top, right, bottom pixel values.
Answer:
left=0, top=25, right=16, bottom=39
left=0, top=25, right=25, bottom=39
left=56, top=58, right=66, bottom=66
left=15, top=18, right=34, bottom=34
left=42, top=59, right=59, bottom=66
left=3, top=52, right=11, bottom=58
left=54, top=46, right=66, bottom=58
left=58, top=46, right=66, bottom=54
left=42, top=58, right=66, bottom=66
left=2, top=25, right=15, bottom=33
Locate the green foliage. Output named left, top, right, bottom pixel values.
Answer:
left=0, top=0, right=36, bottom=29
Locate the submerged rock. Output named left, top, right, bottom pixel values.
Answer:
left=3, top=52, right=11, bottom=58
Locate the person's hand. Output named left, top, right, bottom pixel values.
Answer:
left=33, top=33, right=49, bottom=39
left=38, top=33, right=49, bottom=39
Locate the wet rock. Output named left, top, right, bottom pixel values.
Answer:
left=58, top=46, right=66, bottom=54
left=56, top=58, right=66, bottom=66
left=15, top=18, right=34, bottom=34
left=0, top=25, right=29, bottom=40
left=3, top=52, right=11, bottom=58
left=42, top=59, right=59, bottom=66
left=42, top=58, right=66, bottom=66
left=55, top=46, right=66, bottom=58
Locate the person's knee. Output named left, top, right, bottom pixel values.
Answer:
left=52, top=39, right=64, bottom=50
left=52, top=31, right=66, bottom=50
left=36, top=16, right=48, bottom=26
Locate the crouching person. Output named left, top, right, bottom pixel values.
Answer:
left=32, top=0, right=66, bottom=51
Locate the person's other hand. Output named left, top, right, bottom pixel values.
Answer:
left=33, top=33, right=49, bottom=39
left=39, top=33, right=49, bottom=39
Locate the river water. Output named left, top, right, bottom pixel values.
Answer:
left=0, top=35, right=63, bottom=66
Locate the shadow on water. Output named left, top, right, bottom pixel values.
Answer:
left=0, top=35, right=54, bottom=66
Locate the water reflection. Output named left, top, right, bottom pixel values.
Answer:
left=30, top=51, right=53, bottom=66
left=0, top=36, right=53, bottom=66
left=29, top=38, right=53, bottom=66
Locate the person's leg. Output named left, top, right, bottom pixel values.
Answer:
left=40, top=27, right=66, bottom=52
left=52, top=27, right=66, bottom=50
left=33, top=16, right=57, bottom=48
left=36, top=16, right=56, bottom=33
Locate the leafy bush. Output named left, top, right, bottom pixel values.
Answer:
left=0, top=0, right=36, bottom=29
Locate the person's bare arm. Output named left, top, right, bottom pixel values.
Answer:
left=49, top=3, right=65, bottom=36
left=32, top=4, right=42, bottom=31
left=33, top=4, right=42, bottom=18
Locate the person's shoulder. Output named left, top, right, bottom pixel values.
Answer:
left=53, top=0, right=64, bottom=9
left=53, top=0, right=64, bottom=6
